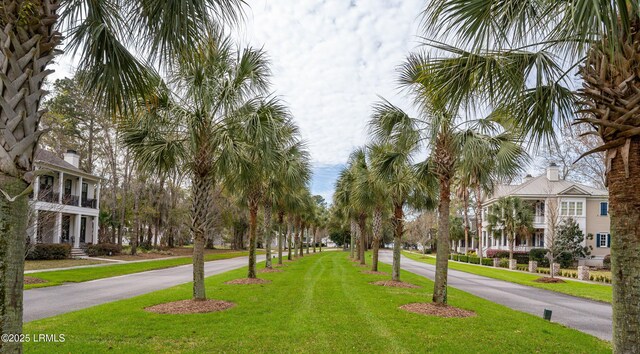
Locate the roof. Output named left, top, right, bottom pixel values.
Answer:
left=34, top=150, right=100, bottom=179
left=486, top=174, right=608, bottom=203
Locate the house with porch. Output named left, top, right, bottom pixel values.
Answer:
left=480, top=163, right=610, bottom=266
left=28, top=149, right=102, bottom=257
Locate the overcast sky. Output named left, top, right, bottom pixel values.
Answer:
left=51, top=0, right=428, bottom=202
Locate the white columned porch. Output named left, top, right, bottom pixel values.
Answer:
left=30, top=209, right=38, bottom=243
left=74, top=214, right=82, bottom=248
left=58, top=171, right=64, bottom=203
left=96, top=181, right=101, bottom=209
left=77, top=176, right=83, bottom=206
left=33, top=175, right=39, bottom=201
left=54, top=212, right=62, bottom=243
left=93, top=216, right=99, bottom=244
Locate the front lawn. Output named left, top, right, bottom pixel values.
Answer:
left=403, top=251, right=613, bottom=303
left=24, top=251, right=610, bottom=353
left=25, top=251, right=257, bottom=290
left=25, top=258, right=111, bottom=271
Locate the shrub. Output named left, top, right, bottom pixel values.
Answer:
left=458, top=255, right=469, bottom=263
left=26, top=243, right=71, bottom=260
left=603, top=254, right=611, bottom=270
left=466, top=251, right=477, bottom=256
left=529, top=248, right=549, bottom=267
left=481, top=258, right=493, bottom=266
left=87, top=243, right=122, bottom=257
left=499, top=258, right=509, bottom=268
left=468, top=256, right=480, bottom=264
left=486, top=249, right=529, bottom=264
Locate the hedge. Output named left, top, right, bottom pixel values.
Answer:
left=26, top=243, right=71, bottom=260
left=485, top=249, right=529, bottom=264
left=87, top=243, right=122, bottom=257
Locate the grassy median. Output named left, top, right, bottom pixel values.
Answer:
left=403, top=251, right=612, bottom=303
left=24, top=251, right=609, bottom=353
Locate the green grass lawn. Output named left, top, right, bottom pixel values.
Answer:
left=25, top=251, right=257, bottom=290
left=403, top=251, right=613, bottom=303
left=24, top=251, right=610, bottom=353
left=25, top=258, right=110, bottom=271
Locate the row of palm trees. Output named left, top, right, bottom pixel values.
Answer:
left=121, top=29, right=330, bottom=297
left=419, top=2, right=640, bottom=351
left=332, top=56, right=528, bottom=304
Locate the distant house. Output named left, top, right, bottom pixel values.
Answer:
left=480, top=163, right=610, bottom=266
left=28, top=149, right=102, bottom=257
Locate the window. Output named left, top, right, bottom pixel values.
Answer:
left=40, top=175, right=54, bottom=190
left=64, top=179, right=72, bottom=195
left=600, top=202, right=608, bottom=216
left=596, top=233, right=611, bottom=248
left=561, top=201, right=583, bottom=216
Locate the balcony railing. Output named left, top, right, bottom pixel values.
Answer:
left=37, top=189, right=60, bottom=203
left=63, top=194, right=79, bottom=206
left=534, top=215, right=545, bottom=224
left=35, top=190, right=97, bottom=209
left=81, top=198, right=97, bottom=209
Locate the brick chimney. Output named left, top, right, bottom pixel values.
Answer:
left=63, top=149, right=80, bottom=168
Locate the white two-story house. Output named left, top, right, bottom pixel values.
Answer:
left=480, top=163, right=611, bottom=265
left=28, top=149, right=102, bottom=257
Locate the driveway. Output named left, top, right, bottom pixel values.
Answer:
left=24, top=255, right=264, bottom=322
left=379, top=251, right=612, bottom=341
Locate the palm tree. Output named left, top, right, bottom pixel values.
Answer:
left=0, top=2, right=244, bottom=348
left=421, top=3, right=640, bottom=349
left=368, top=100, right=437, bottom=281
left=458, top=131, right=529, bottom=261
left=486, top=196, right=534, bottom=264
left=224, top=97, right=302, bottom=278
left=123, top=30, right=270, bottom=298
left=334, top=163, right=359, bottom=260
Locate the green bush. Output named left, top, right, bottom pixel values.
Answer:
left=26, top=243, right=71, bottom=260
left=481, top=258, right=493, bottom=266
left=603, top=254, right=611, bottom=270
left=498, top=258, right=509, bottom=268
left=468, top=256, right=480, bottom=264
left=87, top=243, right=122, bottom=257
left=458, top=255, right=469, bottom=263
left=487, top=249, right=529, bottom=264
left=529, top=248, right=549, bottom=267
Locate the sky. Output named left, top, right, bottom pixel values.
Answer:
left=50, top=0, right=427, bottom=203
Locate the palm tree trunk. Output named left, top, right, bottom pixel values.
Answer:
left=306, top=227, right=310, bottom=254
left=609, top=137, right=640, bottom=352
left=277, top=211, right=284, bottom=265
left=0, top=176, right=29, bottom=353
left=287, top=217, right=293, bottom=260
left=358, top=213, right=366, bottom=265
left=295, top=218, right=302, bottom=257
left=312, top=226, right=317, bottom=253
left=475, top=185, right=483, bottom=263
left=191, top=173, right=209, bottom=300
left=264, top=202, right=273, bottom=269
left=463, top=190, right=470, bottom=254
left=508, top=233, right=514, bottom=262
left=371, top=207, right=383, bottom=272
left=392, top=203, right=404, bottom=281
left=433, top=176, right=451, bottom=304
left=350, top=218, right=357, bottom=259
left=248, top=200, right=259, bottom=278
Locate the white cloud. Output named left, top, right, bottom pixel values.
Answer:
left=239, top=0, right=424, bottom=166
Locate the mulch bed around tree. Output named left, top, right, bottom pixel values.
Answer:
left=361, top=271, right=389, bottom=275
left=370, top=280, right=420, bottom=288
left=534, top=277, right=566, bottom=283
left=400, top=303, right=476, bottom=318
left=224, top=278, right=272, bottom=285
left=145, top=299, right=235, bottom=314
left=259, top=268, right=283, bottom=273
left=24, top=276, right=47, bottom=285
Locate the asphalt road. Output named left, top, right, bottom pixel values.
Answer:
left=379, top=251, right=612, bottom=341
left=24, top=255, right=264, bottom=322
